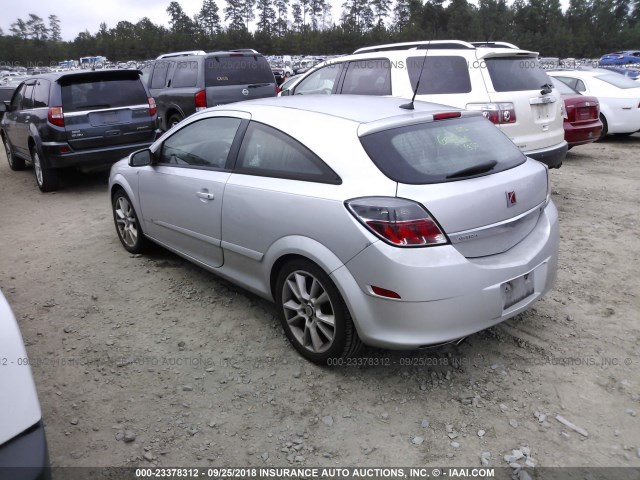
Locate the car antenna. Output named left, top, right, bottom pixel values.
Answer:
left=400, top=47, right=428, bottom=110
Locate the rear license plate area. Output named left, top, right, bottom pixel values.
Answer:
left=502, top=271, right=534, bottom=310
left=102, top=111, right=119, bottom=124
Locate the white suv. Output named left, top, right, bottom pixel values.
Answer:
left=282, top=40, right=567, bottom=168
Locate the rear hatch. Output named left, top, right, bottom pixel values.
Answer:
left=59, top=70, right=155, bottom=150
left=359, top=115, right=548, bottom=258
left=476, top=52, right=564, bottom=152
left=204, top=54, right=277, bottom=106
left=567, top=96, right=599, bottom=123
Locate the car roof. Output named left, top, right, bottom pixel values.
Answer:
left=24, top=69, right=143, bottom=83
left=217, top=95, right=480, bottom=126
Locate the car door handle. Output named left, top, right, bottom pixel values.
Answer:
left=196, top=191, right=214, bottom=200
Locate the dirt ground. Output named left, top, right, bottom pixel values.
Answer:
left=0, top=136, right=638, bottom=472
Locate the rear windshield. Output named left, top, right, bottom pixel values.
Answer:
left=360, top=116, right=526, bottom=184
left=61, top=78, right=148, bottom=112
left=485, top=57, right=551, bottom=92
left=205, top=55, right=274, bottom=86
left=595, top=73, right=640, bottom=89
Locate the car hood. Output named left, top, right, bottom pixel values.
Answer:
left=0, top=291, right=42, bottom=446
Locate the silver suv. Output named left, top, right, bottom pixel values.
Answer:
left=282, top=40, right=567, bottom=168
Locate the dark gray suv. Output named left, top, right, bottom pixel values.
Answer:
left=142, top=51, right=277, bottom=130
left=0, top=70, right=157, bottom=192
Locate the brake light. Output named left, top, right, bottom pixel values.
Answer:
left=276, top=84, right=281, bottom=94
left=194, top=90, right=207, bottom=111
left=48, top=106, right=64, bottom=127
left=433, top=112, right=461, bottom=121
left=345, top=197, right=447, bottom=247
left=466, top=103, right=516, bottom=124
left=148, top=97, right=157, bottom=117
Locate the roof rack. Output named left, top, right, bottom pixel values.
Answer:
left=470, top=41, right=519, bottom=49
left=156, top=50, right=207, bottom=59
left=353, top=40, right=476, bottom=54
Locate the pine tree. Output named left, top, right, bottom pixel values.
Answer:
left=48, top=15, right=62, bottom=42
left=198, top=0, right=222, bottom=35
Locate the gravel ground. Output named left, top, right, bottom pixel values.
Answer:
left=0, top=136, right=639, bottom=472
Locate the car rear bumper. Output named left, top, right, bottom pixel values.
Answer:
left=564, top=120, right=603, bottom=146
left=0, top=420, right=50, bottom=480
left=331, top=202, right=559, bottom=350
left=41, top=141, right=153, bottom=169
left=524, top=140, right=568, bottom=169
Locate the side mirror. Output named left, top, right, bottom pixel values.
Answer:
left=280, top=89, right=290, bottom=96
left=129, top=148, right=153, bottom=167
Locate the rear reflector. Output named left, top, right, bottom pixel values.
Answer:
left=433, top=112, right=462, bottom=121
left=194, top=90, right=207, bottom=111
left=371, top=285, right=401, bottom=299
left=346, top=197, right=447, bottom=247
left=48, top=106, right=64, bottom=127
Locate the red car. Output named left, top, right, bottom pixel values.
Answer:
left=551, top=77, right=603, bottom=147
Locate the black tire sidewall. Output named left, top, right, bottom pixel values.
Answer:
left=4, top=137, right=25, bottom=170
left=275, top=259, right=349, bottom=364
left=31, top=147, right=58, bottom=192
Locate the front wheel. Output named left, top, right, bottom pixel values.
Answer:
left=32, top=148, right=58, bottom=192
left=275, top=259, right=362, bottom=364
left=112, top=190, right=148, bottom=254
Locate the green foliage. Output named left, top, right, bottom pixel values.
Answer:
left=0, top=0, right=639, bottom=66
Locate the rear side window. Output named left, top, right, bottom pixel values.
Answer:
left=485, top=58, right=550, bottom=92
left=236, top=122, right=341, bottom=184
left=554, top=76, right=586, bottom=92
left=61, top=78, right=148, bottom=112
left=341, top=59, right=391, bottom=95
left=33, top=79, right=50, bottom=107
left=151, top=61, right=171, bottom=89
left=172, top=61, right=198, bottom=88
left=204, top=56, right=274, bottom=86
left=408, top=56, right=472, bottom=94
left=360, top=116, right=525, bottom=184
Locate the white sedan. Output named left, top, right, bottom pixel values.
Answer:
left=548, top=69, right=640, bottom=137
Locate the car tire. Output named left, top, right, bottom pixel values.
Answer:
left=167, top=114, right=183, bottom=130
left=112, top=189, right=148, bottom=254
left=597, top=114, right=608, bottom=141
left=3, top=137, right=26, bottom=170
left=31, top=147, right=59, bottom=192
left=275, top=259, right=362, bottom=364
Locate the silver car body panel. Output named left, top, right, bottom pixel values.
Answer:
left=109, top=96, right=559, bottom=349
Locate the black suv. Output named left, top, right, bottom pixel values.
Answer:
left=141, top=51, right=277, bottom=130
left=0, top=70, right=157, bottom=192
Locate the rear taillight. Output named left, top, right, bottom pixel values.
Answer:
left=48, top=106, right=64, bottom=127
left=148, top=97, right=157, bottom=117
left=346, top=197, right=447, bottom=247
left=466, top=103, right=516, bottom=124
left=194, top=90, right=207, bottom=111
left=276, top=85, right=281, bottom=94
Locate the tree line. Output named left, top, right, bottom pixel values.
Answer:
left=1, top=0, right=639, bottom=68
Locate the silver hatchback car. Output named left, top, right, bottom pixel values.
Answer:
left=109, top=96, right=559, bottom=363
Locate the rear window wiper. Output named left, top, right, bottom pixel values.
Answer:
left=540, top=83, right=553, bottom=94
left=446, top=160, right=498, bottom=179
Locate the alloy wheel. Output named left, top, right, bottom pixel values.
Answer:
left=114, top=196, right=139, bottom=248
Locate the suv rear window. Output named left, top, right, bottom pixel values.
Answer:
left=61, top=77, right=148, bottom=112
left=485, top=58, right=550, bottom=92
left=408, top=56, right=472, bottom=94
left=205, top=56, right=274, bottom=86
left=360, top=116, right=526, bottom=184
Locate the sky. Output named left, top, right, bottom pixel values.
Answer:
left=0, top=0, right=571, bottom=42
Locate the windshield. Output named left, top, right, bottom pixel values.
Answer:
left=360, top=116, right=526, bottom=184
